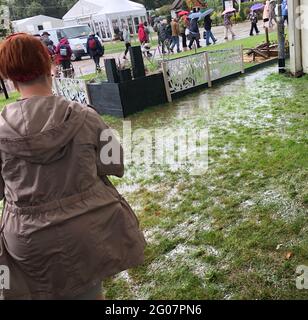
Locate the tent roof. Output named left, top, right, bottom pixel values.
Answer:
left=63, top=0, right=146, bottom=20
left=13, top=15, right=63, bottom=25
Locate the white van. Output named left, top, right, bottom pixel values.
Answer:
left=42, top=25, right=104, bottom=61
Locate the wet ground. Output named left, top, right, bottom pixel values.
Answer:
left=102, top=65, right=308, bottom=300
left=121, top=65, right=277, bottom=128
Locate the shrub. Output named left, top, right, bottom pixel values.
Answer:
left=155, top=5, right=172, bottom=17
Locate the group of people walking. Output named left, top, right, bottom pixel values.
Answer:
left=39, top=31, right=104, bottom=76
left=154, top=12, right=215, bottom=54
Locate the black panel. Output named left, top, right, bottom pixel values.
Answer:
left=87, top=73, right=168, bottom=118
left=104, top=59, right=120, bottom=83
left=118, top=68, right=132, bottom=82
left=119, top=73, right=168, bottom=117
left=129, top=46, right=146, bottom=79
left=87, top=82, right=123, bottom=117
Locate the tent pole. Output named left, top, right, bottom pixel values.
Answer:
left=107, top=18, right=114, bottom=40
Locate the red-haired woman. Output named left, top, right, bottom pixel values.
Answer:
left=0, top=33, right=145, bottom=300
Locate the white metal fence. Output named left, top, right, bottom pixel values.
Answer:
left=52, top=77, right=90, bottom=105
left=162, top=46, right=244, bottom=102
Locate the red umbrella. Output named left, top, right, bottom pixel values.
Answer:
left=178, top=10, right=189, bottom=16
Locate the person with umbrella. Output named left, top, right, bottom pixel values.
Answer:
left=178, top=11, right=189, bottom=51
left=223, top=8, right=236, bottom=40
left=203, top=9, right=217, bottom=46
left=188, top=16, right=201, bottom=50
left=188, top=10, right=207, bottom=50
left=248, top=9, right=260, bottom=36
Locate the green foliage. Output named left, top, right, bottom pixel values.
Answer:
left=155, top=4, right=172, bottom=17
left=135, top=0, right=173, bottom=10
left=0, top=1, right=11, bottom=38
left=9, top=0, right=77, bottom=20
left=27, top=1, right=45, bottom=17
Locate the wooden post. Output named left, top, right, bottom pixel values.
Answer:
left=161, top=62, right=172, bottom=103
left=240, top=45, right=245, bottom=74
left=277, top=0, right=286, bottom=73
left=204, top=52, right=212, bottom=87
left=0, top=78, right=9, bottom=100
left=265, top=27, right=270, bottom=57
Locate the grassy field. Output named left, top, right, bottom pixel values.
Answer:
left=99, top=72, right=308, bottom=300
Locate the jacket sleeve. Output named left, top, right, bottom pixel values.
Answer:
left=89, top=108, right=124, bottom=178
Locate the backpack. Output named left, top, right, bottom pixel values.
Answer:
left=88, top=38, right=97, bottom=50
left=59, top=45, right=68, bottom=57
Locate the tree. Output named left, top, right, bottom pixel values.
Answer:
left=135, top=1, right=173, bottom=10
left=0, top=0, right=11, bottom=37
left=9, top=0, right=77, bottom=20
left=27, top=1, right=45, bottom=17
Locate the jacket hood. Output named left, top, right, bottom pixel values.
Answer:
left=60, top=38, right=69, bottom=45
left=0, top=96, right=88, bottom=164
left=138, top=23, right=144, bottom=29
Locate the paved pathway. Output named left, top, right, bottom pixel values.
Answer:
left=74, top=21, right=277, bottom=77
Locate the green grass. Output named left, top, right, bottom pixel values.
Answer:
left=169, top=30, right=279, bottom=60
left=100, top=72, right=308, bottom=300
left=81, top=30, right=280, bottom=81
left=0, top=92, right=20, bottom=110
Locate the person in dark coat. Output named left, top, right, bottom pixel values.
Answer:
left=248, top=10, right=260, bottom=36
left=204, top=15, right=217, bottom=46
left=86, top=32, right=104, bottom=72
left=188, top=18, right=201, bottom=50
left=165, top=18, right=173, bottom=48
left=158, top=18, right=172, bottom=54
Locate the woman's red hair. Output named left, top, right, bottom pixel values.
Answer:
left=0, top=33, right=51, bottom=83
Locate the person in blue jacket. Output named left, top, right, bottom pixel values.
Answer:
left=282, top=0, right=288, bottom=24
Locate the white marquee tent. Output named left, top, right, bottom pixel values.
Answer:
left=63, top=0, right=147, bottom=40
left=12, top=15, right=64, bottom=34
